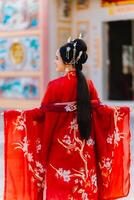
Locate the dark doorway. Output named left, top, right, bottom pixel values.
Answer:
left=108, top=20, right=133, bottom=100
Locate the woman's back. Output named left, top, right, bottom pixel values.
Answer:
left=42, top=71, right=99, bottom=104
left=41, top=71, right=99, bottom=200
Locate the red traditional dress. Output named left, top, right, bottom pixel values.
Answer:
left=4, top=71, right=131, bottom=200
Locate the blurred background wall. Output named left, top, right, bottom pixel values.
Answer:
left=0, top=0, right=134, bottom=108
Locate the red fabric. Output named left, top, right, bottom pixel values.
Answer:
left=4, top=71, right=131, bottom=200
left=102, top=0, right=134, bottom=5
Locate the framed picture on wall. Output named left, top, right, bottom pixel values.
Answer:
left=76, top=0, right=90, bottom=10
left=57, top=0, right=72, bottom=22
left=0, top=36, right=40, bottom=71
left=0, top=77, right=40, bottom=99
left=76, top=21, right=89, bottom=51
left=57, top=27, right=71, bottom=48
left=0, top=0, right=39, bottom=30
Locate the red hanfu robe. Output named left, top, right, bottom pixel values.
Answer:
left=3, top=71, right=131, bottom=200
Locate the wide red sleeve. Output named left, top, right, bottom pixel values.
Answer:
left=93, top=105, right=131, bottom=199
left=41, top=81, right=53, bottom=105
left=3, top=82, right=54, bottom=200
left=4, top=110, right=46, bottom=200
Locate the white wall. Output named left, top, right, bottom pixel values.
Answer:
left=48, top=0, right=57, bottom=80
left=49, top=0, right=134, bottom=102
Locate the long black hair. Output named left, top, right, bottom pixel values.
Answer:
left=59, top=38, right=92, bottom=140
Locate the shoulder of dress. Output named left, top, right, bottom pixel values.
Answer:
left=87, top=79, right=93, bottom=83
left=48, top=76, right=65, bottom=85
left=87, top=79, right=93, bottom=87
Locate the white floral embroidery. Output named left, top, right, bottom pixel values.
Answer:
left=34, top=169, right=40, bottom=176
left=106, top=134, right=113, bottom=144
left=13, top=112, right=26, bottom=132
left=36, top=161, right=42, bottom=168
left=56, top=168, right=71, bottom=182
left=36, top=161, right=45, bottom=173
left=113, top=107, right=126, bottom=146
left=114, top=131, right=125, bottom=146
left=51, top=117, right=98, bottom=199
left=100, top=157, right=112, bottom=171
left=99, top=157, right=112, bottom=188
left=84, top=152, right=90, bottom=159
left=74, top=179, right=79, bottom=184
left=13, top=112, right=45, bottom=188
left=87, top=138, right=95, bottom=146
left=27, top=153, right=34, bottom=162
left=36, top=139, right=42, bottom=153
left=107, top=107, right=127, bottom=147
left=14, top=136, right=29, bottom=156
left=65, top=103, right=77, bottom=112
left=82, top=191, right=89, bottom=200
left=69, top=118, right=78, bottom=131
left=62, top=135, right=72, bottom=145
left=36, top=144, right=41, bottom=153
left=17, top=125, right=24, bottom=131
left=91, top=174, right=97, bottom=187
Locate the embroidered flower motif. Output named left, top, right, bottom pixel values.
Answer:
left=65, top=103, right=77, bottom=112
left=107, top=132, right=125, bottom=146
left=17, top=124, right=25, bottom=130
left=91, top=174, right=97, bottom=187
left=14, top=136, right=29, bottom=156
left=34, top=169, right=40, bottom=176
left=51, top=117, right=98, bottom=199
left=57, top=168, right=71, bottom=182
left=87, top=138, right=95, bottom=146
left=74, top=179, right=79, bottom=184
left=82, top=191, right=89, bottom=200
left=62, top=135, right=72, bottom=145
left=103, top=158, right=112, bottom=170
left=27, top=153, right=33, bottom=162
left=113, top=107, right=126, bottom=146
left=36, top=144, right=41, bottom=153
left=13, top=112, right=45, bottom=188
left=13, top=113, right=26, bottom=132
left=106, top=134, right=113, bottom=144
left=83, top=152, right=90, bottom=160
left=36, top=139, right=42, bottom=153
left=22, top=139, right=29, bottom=155
left=36, top=161, right=45, bottom=173
left=99, top=157, right=112, bottom=188
left=114, top=131, right=125, bottom=146
left=69, top=118, right=78, bottom=131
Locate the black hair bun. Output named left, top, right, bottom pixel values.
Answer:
left=59, top=38, right=88, bottom=67
left=79, top=51, right=88, bottom=64
left=73, top=38, right=87, bottom=51
left=73, top=39, right=88, bottom=64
